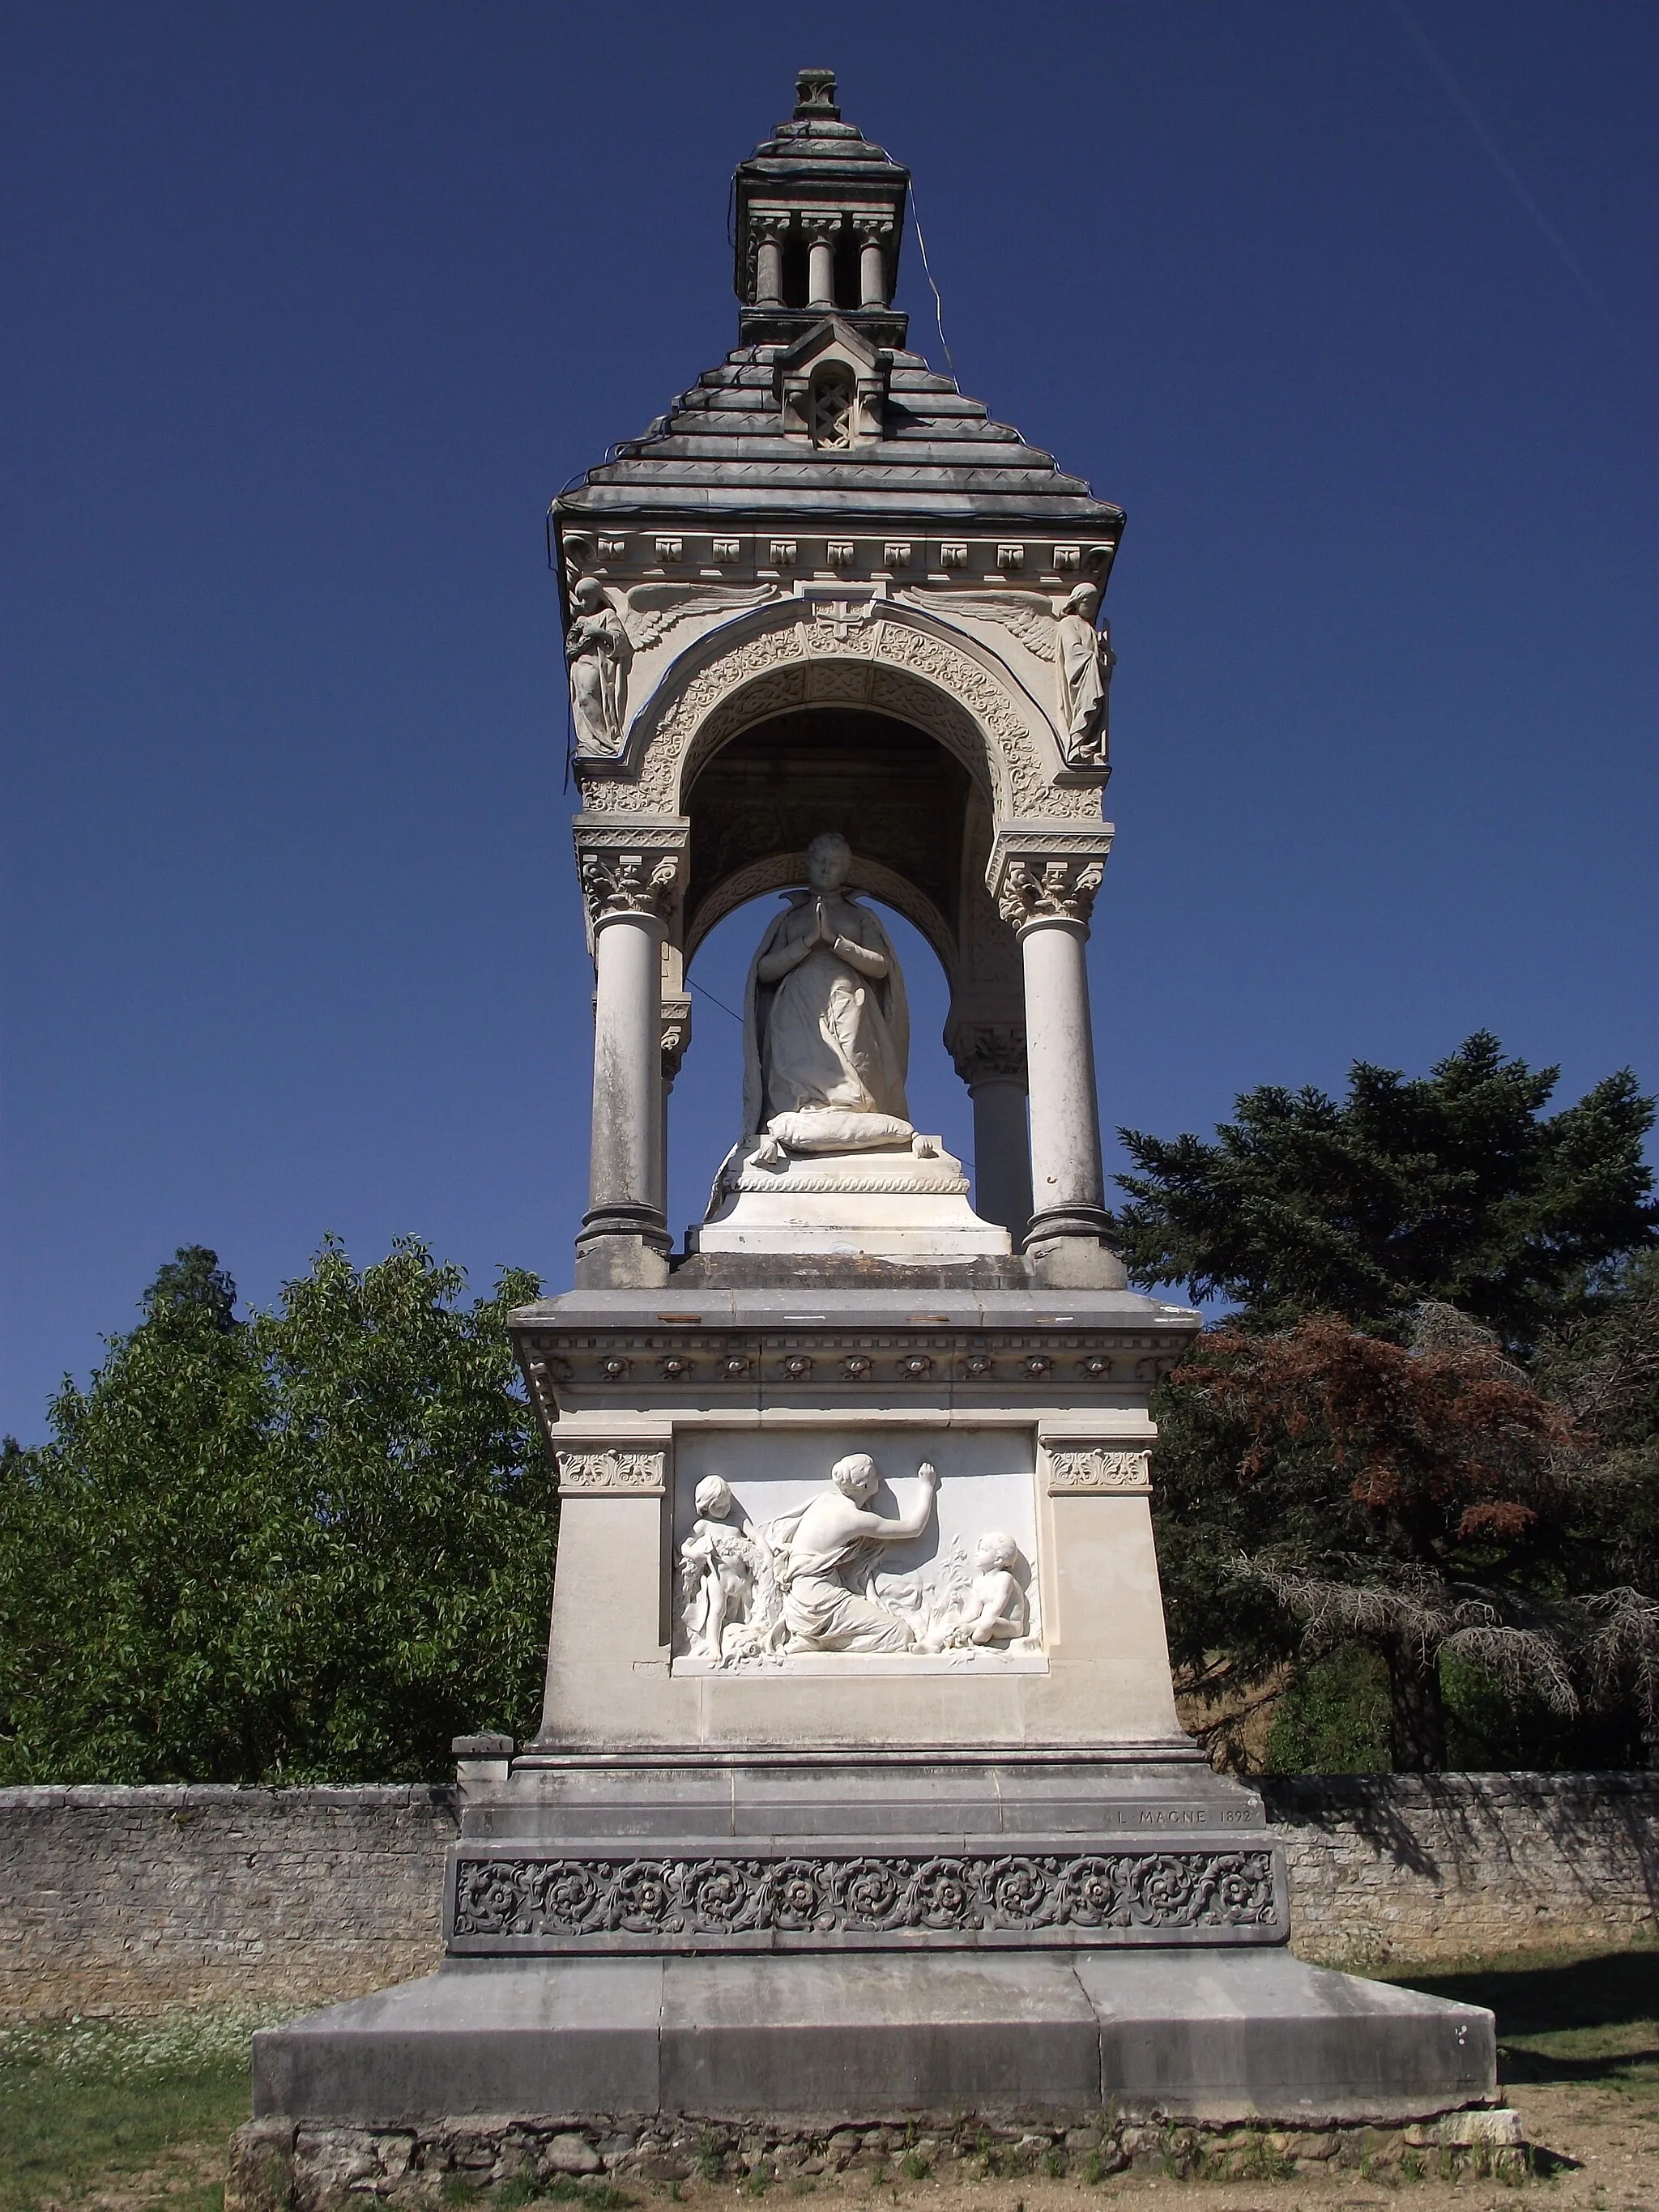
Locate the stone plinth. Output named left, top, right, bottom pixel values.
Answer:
left=697, top=1137, right=1010, bottom=1259
left=249, top=1285, right=1499, bottom=2133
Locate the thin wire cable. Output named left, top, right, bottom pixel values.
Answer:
left=907, top=189, right=958, bottom=385
left=689, top=975, right=744, bottom=1023
left=1387, top=0, right=1621, bottom=339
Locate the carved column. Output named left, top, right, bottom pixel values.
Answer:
left=994, top=834, right=1126, bottom=1289
left=572, top=817, right=689, bottom=1288
left=852, top=216, right=891, bottom=308
left=803, top=215, right=839, bottom=309
left=948, top=1021, right=1032, bottom=1237
left=753, top=215, right=787, bottom=308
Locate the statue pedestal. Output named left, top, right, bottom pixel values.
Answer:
left=249, top=1289, right=1498, bottom=2145
left=696, top=1138, right=1011, bottom=1260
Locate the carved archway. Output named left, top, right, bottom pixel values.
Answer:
left=681, top=700, right=971, bottom=982
left=576, top=599, right=1098, bottom=827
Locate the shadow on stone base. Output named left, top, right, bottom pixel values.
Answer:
left=252, top=1946, right=1495, bottom=2131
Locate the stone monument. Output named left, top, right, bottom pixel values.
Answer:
left=249, top=70, right=1499, bottom=2157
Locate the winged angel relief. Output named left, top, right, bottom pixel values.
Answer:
left=565, top=579, right=781, bottom=755
left=902, top=583, right=1115, bottom=767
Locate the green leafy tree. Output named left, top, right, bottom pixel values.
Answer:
left=1115, top=1034, right=1657, bottom=1350
left=0, top=1239, right=552, bottom=1784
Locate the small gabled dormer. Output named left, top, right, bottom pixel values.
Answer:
left=775, top=318, right=892, bottom=448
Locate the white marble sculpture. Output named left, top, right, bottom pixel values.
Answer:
left=672, top=1450, right=1036, bottom=1665
left=566, top=578, right=633, bottom=754
left=741, top=832, right=912, bottom=1156
left=770, top=1452, right=938, bottom=1652
left=1055, top=582, right=1114, bottom=762
left=678, top=1475, right=776, bottom=1662
left=954, top=1530, right=1029, bottom=1647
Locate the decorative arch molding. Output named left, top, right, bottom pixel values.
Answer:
left=684, top=850, right=958, bottom=982
left=575, top=600, right=1103, bottom=826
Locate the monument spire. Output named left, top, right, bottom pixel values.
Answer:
left=732, top=66, right=911, bottom=348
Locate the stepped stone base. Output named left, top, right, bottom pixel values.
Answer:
left=250, top=1947, right=1495, bottom=2130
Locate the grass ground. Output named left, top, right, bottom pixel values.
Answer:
left=0, top=2014, right=257, bottom=2212
left=5, top=1948, right=1659, bottom=2212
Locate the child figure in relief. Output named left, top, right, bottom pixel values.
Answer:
left=680, top=1477, right=758, bottom=1663
left=953, top=1531, right=1028, bottom=1647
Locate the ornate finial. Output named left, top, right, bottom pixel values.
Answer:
left=793, top=67, right=839, bottom=120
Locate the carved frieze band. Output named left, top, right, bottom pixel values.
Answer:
left=451, top=1846, right=1280, bottom=1950
left=555, top=1448, right=667, bottom=1496
left=1045, top=1446, right=1154, bottom=1495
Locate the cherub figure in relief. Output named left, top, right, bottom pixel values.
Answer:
left=949, top=1531, right=1029, bottom=1647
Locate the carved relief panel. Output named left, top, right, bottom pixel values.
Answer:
left=671, top=1428, right=1044, bottom=1673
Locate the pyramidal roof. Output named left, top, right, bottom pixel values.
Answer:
left=557, top=71, right=1123, bottom=537
left=559, top=347, right=1123, bottom=530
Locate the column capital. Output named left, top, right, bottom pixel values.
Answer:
left=988, top=822, right=1114, bottom=934
left=573, top=815, right=689, bottom=941
left=946, top=1019, right=1028, bottom=1088
left=751, top=211, right=793, bottom=241
left=850, top=214, right=893, bottom=241
left=800, top=212, right=843, bottom=241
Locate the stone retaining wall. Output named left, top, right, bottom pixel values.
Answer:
left=0, top=1785, right=455, bottom=2020
left=1262, top=1771, right=1659, bottom=1967
left=2, top=1773, right=1655, bottom=2019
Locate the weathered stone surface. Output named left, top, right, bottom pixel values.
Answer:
left=229, top=2099, right=1531, bottom=2212
left=245, top=1947, right=1493, bottom=2129
left=6, top=1774, right=1658, bottom=2017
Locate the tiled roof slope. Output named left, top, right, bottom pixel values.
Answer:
left=558, top=347, right=1124, bottom=531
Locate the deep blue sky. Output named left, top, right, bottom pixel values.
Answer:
left=4, top=3, right=1656, bottom=1438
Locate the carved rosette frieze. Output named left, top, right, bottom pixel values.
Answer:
left=450, top=1845, right=1282, bottom=1950
left=572, top=816, right=689, bottom=944
left=515, top=1324, right=1192, bottom=1400
left=555, top=1447, right=667, bottom=1496
left=1045, top=1446, right=1154, bottom=1495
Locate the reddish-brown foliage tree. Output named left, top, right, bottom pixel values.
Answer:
left=1175, top=1308, right=1577, bottom=1769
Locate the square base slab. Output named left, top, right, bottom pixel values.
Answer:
left=252, top=1948, right=1495, bottom=2129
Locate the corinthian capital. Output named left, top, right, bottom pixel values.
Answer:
left=572, top=814, right=689, bottom=938
left=996, top=856, right=1103, bottom=930
left=989, top=823, right=1114, bottom=934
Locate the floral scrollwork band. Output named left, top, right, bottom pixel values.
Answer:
left=1046, top=1447, right=1153, bottom=1494
left=450, top=1847, right=1280, bottom=1949
left=555, top=1449, right=666, bottom=1495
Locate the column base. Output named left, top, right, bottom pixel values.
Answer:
left=574, top=1208, right=672, bottom=1289
left=1024, top=1207, right=1128, bottom=1290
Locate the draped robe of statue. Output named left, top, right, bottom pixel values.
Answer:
left=740, top=889, right=911, bottom=1145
